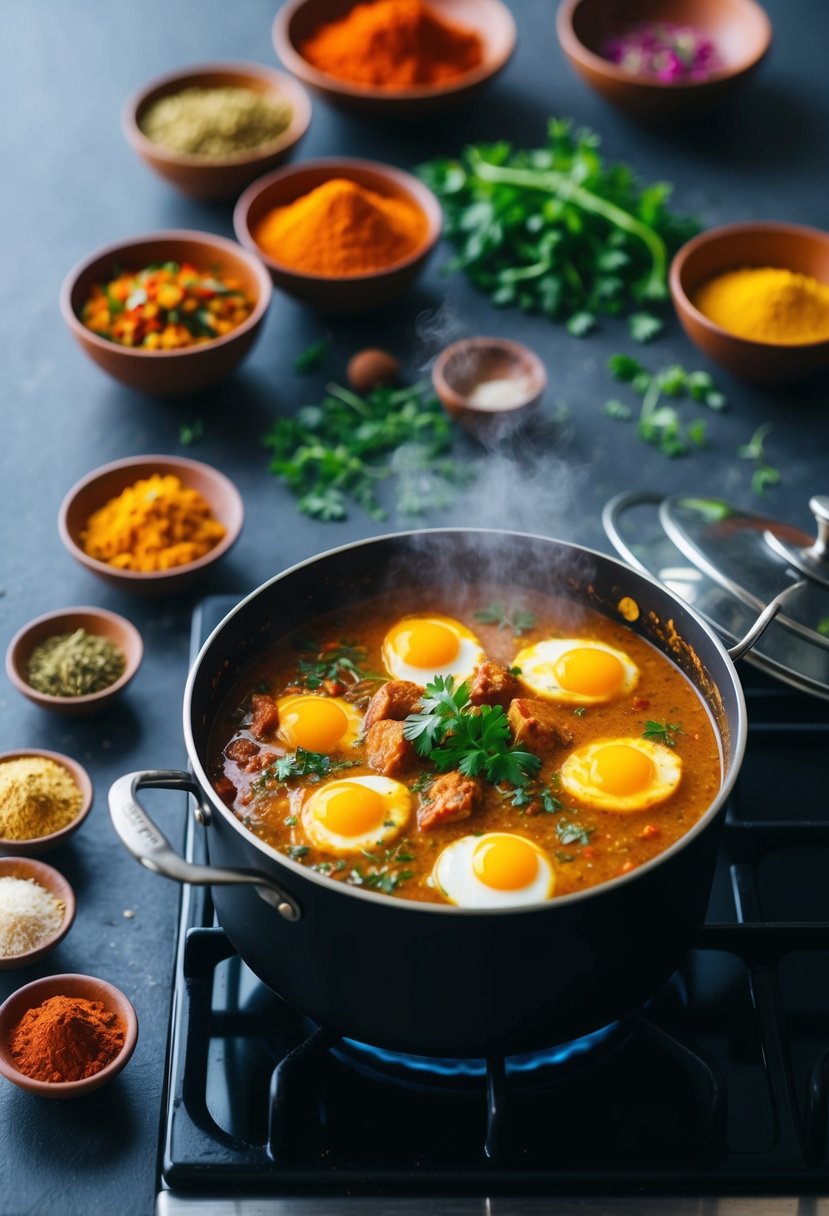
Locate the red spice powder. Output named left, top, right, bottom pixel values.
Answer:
left=9, top=994, right=125, bottom=1083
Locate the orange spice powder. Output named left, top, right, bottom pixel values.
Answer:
left=299, top=0, right=483, bottom=89
left=253, top=178, right=428, bottom=277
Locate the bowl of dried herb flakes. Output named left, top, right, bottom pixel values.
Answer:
left=0, top=750, right=93, bottom=855
left=5, top=607, right=142, bottom=717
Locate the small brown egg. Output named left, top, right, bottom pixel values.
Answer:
left=347, top=348, right=401, bottom=395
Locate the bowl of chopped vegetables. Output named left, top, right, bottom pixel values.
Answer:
left=556, top=0, right=772, bottom=125
left=57, top=454, right=244, bottom=595
left=60, top=230, right=272, bottom=396
left=123, top=61, right=313, bottom=200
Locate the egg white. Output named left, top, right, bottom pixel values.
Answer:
left=433, top=833, right=555, bottom=909
left=382, top=614, right=485, bottom=685
left=276, top=693, right=362, bottom=754
left=559, top=737, right=682, bottom=813
left=301, top=774, right=411, bottom=855
left=513, top=638, right=639, bottom=705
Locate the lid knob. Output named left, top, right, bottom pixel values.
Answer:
left=808, top=496, right=829, bottom=563
left=763, top=495, right=829, bottom=590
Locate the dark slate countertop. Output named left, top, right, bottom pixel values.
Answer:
left=1, top=1, right=828, bottom=1213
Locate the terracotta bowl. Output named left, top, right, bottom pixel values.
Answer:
left=432, top=337, right=547, bottom=441
left=234, top=158, right=442, bottom=315
left=0, top=857, right=76, bottom=970
left=273, top=0, right=516, bottom=117
left=670, top=222, right=829, bottom=385
left=57, top=454, right=244, bottom=595
left=5, top=607, right=143, bottom=717
left=0, top=749, right=93, bottom=857
left=556, top=0, right=772, bottom=124
left=0, top=973, right=138, bottom=1098
left=122, top=61, right=312, bottom=200
left=60, top=230, right=272, bottom=397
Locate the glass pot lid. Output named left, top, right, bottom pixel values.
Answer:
left=603, top=492, right=829, bottom=701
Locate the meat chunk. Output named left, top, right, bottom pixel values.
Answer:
left=365, top=720, right=415, bottom=777
left=507, top=698, right=573, bottom=755
left=214, top=776, right=237, bottom=805
left=363, top=680, right=422, bottom=731
left=250, top=693, right=280, bottom=740
left=417, top=771, right=482, bottom=832
left=468, top=661, right=520, bottom=711
left=225, top=737, right=259, bottom=764
left=245, top=751, right=278, bottom=774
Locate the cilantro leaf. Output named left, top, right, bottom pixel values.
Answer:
left=628, top=312, right=664, bottom=343
left=642, top=720, right=683, bottom=747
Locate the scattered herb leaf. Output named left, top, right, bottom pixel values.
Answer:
left=179, top=420, right=204, bottom=446
left=642, top=720, right=683, bottom=747
left=294, top=338, right=329, bottom=374
left=738, top=424, right=780, bottom=499
left=556, top=818, right=595, bottom=847
left=606, top=354, right=726, bottom=458
left=628, top=312, right=664, bottom=343
left=473, top=602, right=537, bottom=635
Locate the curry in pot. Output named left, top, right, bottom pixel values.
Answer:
left=208, top=587, right=721, bottom=907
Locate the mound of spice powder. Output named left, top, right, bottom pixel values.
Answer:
left=0, top=877, right=65, bottom=958
left=27, top=628, right=125, bottom=698
left=253, top=178, right=427, bottom=276
left=299, top=0, right=483, bottom=89
left=140, top=85, right=293, bottom=159
left=9, top=995, right=125, bottom=1083
left=0, top=757, right=83, bottom=841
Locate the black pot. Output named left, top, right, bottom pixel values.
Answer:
left=110, top=529, right=752, bottom=1057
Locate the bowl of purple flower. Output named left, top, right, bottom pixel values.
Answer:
left=556, top=0, right=772, bottom=125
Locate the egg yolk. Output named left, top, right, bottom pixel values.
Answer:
left=473, top=835, right=539, bottom=891
left=281, top=698, right=349, bottom=752
left=314, top=784, right=386, bottom=837
left=554, top=647, right=625, bottom=696
left=590, top=744, right=655, bottom=796
left=393, top=620, right=460, bottom=669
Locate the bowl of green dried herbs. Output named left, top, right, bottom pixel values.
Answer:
left=5, top=607, right=142, bottom=717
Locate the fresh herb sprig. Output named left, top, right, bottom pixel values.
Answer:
left=403, top=676, right=541, bottom=787
left=738, top=424, right=781, bottom=498
left=605, top=354, right=726, bottom=457
left=270, top=748, right=358, bottom=783
left=263, top=380, right=475, bottom=522
left=293, top=639, right=383, bottom=693
left=642, top=721, right=683, bottom=748
left=473, top=602, right=537, bottom=635
left=418, top=118, right=698, bottom=335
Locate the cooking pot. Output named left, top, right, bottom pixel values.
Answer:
left=110, top=528, right=778, bottom=1058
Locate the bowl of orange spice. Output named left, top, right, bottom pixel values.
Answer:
left=58, top=454, right=244, bottom=594
left=234, top=157, right=442, bottom=314
left=273, top=0, right=516, bottom=117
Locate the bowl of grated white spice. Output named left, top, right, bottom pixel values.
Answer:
left=0, top=858, right=76, bottom=969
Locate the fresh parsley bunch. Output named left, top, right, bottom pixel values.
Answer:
left=419, top=118, right=699, bottom=337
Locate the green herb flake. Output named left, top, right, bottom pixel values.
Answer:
left=473, top=603, right=536, bottom=635
left=642, top=720, right=683, bottom=747
left=294, top=338, right=329, bottom=374
left=179, top=420, right=204, bottom=447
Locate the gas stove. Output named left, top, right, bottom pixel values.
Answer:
left=155, top=596, right=829, bottom=1214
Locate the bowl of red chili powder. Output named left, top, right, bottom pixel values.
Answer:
left=273, top=0, right=516, bottom=117
left=0, top=973, right=138, bottom=1098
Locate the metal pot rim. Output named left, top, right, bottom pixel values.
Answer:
left=182, top=526, right=747, bottom=916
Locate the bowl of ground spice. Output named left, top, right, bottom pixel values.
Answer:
left=0, top=973, right=137, bottom=1098
left=234, top=158, right=441, bottom=314
left=58, top=454, right=244, bottom=594
left=670, top=222, right=829, bottom=384
left=0, top=750, right=92, bottom=856
left=61, top=230, right=272, bottom=396
left=6, top=606, right=142, bottom=716
left=273, top=0, right=516, bottom=117
left=123, top=61, right=312, bottom=199
left=0, top=858, right=75, bottom=970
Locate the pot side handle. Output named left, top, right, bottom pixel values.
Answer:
left=109, top=770, right=301, bottom=922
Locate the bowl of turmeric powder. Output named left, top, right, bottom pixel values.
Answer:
left=234, top=157, right=442, bottom=314
left=670, top=222, right=829, bottom=384
left=57, top=454, right=244, bottom=595
left=272, top=0, right=516, bottom=117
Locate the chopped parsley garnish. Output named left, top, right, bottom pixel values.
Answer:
left=284, top=814, right=298, bottom=827
left=287, top=845, right=310, bottom=860
left=403, top=675, right=541, bottom=787
left=410, top=772, right=434, bottom=795
left=605, top=355, right=726, bottom=458
left=270, top=748, right=358, bottom=783
left=292, top=639, right=385, bottom=695
left=503, top=783, right=563, bottom=814
left=573, top=707, right=587, bottom=717
left=473, top=602, right=537, bottom=635
left=642, top=720, right=683, bottom=748
left=555, top=818, right=595, bottom=847
left=348, top=865, right=415, bottom=894
left=179, top=419, right=204, bottom=446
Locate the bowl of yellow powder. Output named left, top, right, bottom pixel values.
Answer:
left=234, top=157, right=442, bottom=314
left=124, top=62, right=313, bottom=199
left=57, top=454, right=244, bottom=595
left=0, top=751, right=92, bottom=856
left=670, top=222, right=829, bottom=384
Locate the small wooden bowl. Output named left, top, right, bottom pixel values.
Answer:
left=122, top=61, right=313, bottom=200
left=6, top=607, right=143, bottom=717
left=670, top=222, right=829, bottom=385
left=57, top=454, right=244, bottom=595
left=273, top=0, right=516, bottom=118
left=0, top=974, right=138, bottom=1098
left=234, top=158, right=442, bottom=315
left=0, top=858, right=76, bottom=970
left=60, top=230, right=272, bottom=397
left=556, top=0, right=771, bottom=125
left=0, top=749, right=93, bottom=857
left=432, top=337, right=547, bottom=441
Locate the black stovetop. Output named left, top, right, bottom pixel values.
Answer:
left=157, top=597, right=829, bottom=1208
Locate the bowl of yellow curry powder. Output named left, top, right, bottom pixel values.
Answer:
left=0, top=750, right=92, bottom=856
left=670, top=222, right=829, bottom=384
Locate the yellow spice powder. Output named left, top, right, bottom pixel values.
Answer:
left=0, top=757, right=83, bottom=840
left=693, top=266, right=829, bottom=345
